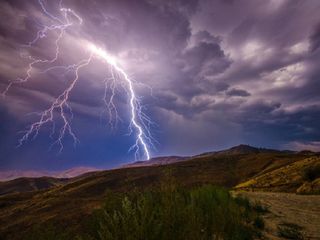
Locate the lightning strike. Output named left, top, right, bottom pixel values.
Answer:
left=3, top=0, right=153, bottom=160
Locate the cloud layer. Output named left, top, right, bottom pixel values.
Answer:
left=0, top=0, right=320, bottom=170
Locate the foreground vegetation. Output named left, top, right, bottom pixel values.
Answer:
left=2, top=148, right=318, bottom=239
left=26, top=183, right=263, bottom=240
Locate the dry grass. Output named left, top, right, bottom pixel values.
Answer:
left=0, top=151, right=314, bottom=239
left=235, top=156, right=320, bottom=194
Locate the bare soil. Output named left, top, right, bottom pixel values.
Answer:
left=238, top=192, right=320, bottom=239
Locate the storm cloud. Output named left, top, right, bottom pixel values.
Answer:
left=0, top=0, right=320, bottom=170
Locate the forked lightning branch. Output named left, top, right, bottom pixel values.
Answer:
left=3, top=0, right=153, bottom=160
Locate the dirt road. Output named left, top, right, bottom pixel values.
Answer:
left=237, top=192, right=320, bottom=239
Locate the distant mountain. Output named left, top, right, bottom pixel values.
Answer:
left=0, top=145, right=317, bottom=239
left=0, top=177, right=68, bottom=195
left=124, top=145, right=281, bottom=168
left=53, top=167, right=101, bottom=178
left=223, top=144, right=271, bottom=154
left=198, top=144, right=281, bottom=157
left=0, top=145, right=289, bottom=182
left=122, top=156, right=189, bottom=168
left=0, top=167, right=101, bottom=182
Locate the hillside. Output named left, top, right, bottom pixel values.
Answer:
left=0, top=145, right=305, bottom=197
left=0, top=167, right=101, bottom=182
left=124, top=144, right=282, bottom=168
left=122, top=156, right=189, bottom=168
left=0, top=146, right=314, bottom=239
left=235, top=156, right=320, bottom=194
left=0, top=177, right=68, bottom=196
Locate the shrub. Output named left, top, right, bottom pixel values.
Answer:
left=24, top=176, right=264, bottom=240
left=92, top=185, right=261, bottom=240
left=302, top=164, right=320, bottom=182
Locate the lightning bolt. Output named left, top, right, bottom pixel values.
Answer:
left=3, top=0, right=153, bottom=160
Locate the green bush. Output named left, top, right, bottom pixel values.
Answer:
left=302, top=164, right=320, bottom=181
left=91, top=185, right=260, bottom=240
left=24, top=176, right=263, bottom=240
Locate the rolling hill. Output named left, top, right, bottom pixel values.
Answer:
left=0, top=145, right=318, bottom=239
left=0, top=167, right=101, bottom=182
left=0, top=177, right=68, bottom=196
left=122, top=156, right=190, bottom=168
left=235, top=156, right=320, bottom=194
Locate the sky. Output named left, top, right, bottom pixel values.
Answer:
left=0, top=0, right=320, bottom=171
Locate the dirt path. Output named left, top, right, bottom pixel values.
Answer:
left=237, top=192, right=320, bottom=239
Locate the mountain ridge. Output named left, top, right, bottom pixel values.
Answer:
left=124, top=144, right=293, bottom=168
left=0, top=144, right=309, bottom=182
left=0, top=166, right=101, bottom=182
left=0, top=145, right=318, bottom=239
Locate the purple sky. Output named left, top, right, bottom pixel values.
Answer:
left=0, top=0, right=320, bottom=170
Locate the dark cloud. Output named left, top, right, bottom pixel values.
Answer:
left=239, top=104, right=320, bottom=148
left=191, top=30, right=222, bottom=45
left=226, top=88, right=250, bottom=97
left=310, top=22, right=320, bottom=53
left=182, top=41, right=231, bottom=77
left=0, top=0, right=319, bottom=170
